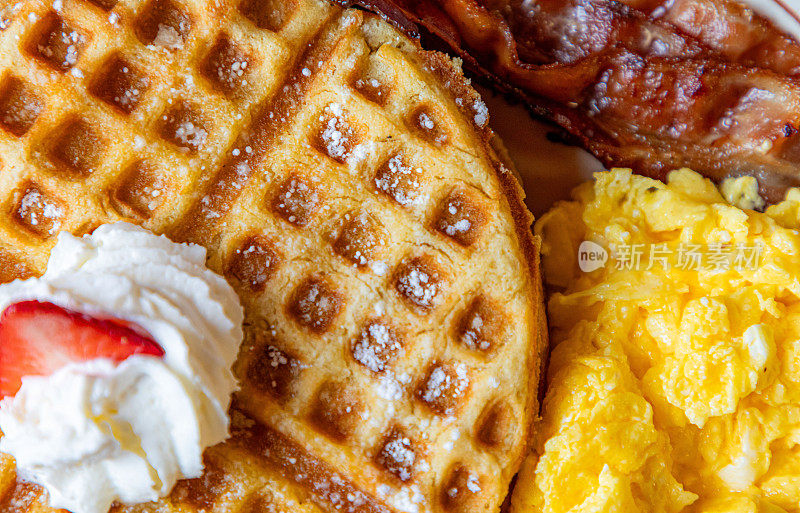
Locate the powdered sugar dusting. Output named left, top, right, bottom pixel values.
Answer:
left=173, top=120, right=207, bottom=150
left=37, top=28, right=83, bottom=69
left=473, top=99, right=488, bottom=127
left=445, top=219, right=471, bottom=237
left=435, top=189, right=485, bottom=245
left=274, top=175, right=319, bottom=226
left=374, top=154, right=422, bottom=207
left=466, top=472, right=482, bottom=493
left=374, top=373, right=403, bottom=402
left=461, top=311, right=485, bottom=350
left=333, top=211, right=384, bottom=267
left=387, top=485, right=425, bottom=513
left=418, top=111, right=434, bottom=130
left=352, top=322, right=402, bottom=373
left=380, top=434, right=415, bottom=481
left=17, top=188, right=63, bottom=235
left=419, top=363, right=469, bottom=416
left=318, top=103, right=357, bottom=162
left=396, top=260, right=440, bottom=309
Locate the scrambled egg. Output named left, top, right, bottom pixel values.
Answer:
left=512, top=169, right=800, bottom=513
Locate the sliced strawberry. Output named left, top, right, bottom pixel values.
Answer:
left=0, top=300, right=164, bottom=398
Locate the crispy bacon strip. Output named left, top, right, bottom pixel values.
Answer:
left=503, top=0, right=706, bottom=64
left=623, top=0, right=800, bottom=75
left=340, top=0, right=800, bottom=204
left=504, top=0, right=800, bottom=74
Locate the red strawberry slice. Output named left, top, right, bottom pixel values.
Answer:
left=0, top=300, right=165, bottom=398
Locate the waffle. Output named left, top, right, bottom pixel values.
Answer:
left=0, top=0, right=546, bottom=511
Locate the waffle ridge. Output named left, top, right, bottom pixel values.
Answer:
left=0, top=1, right=546, bottom=512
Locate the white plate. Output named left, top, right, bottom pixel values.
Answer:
left=486, top=0, right=800, bottom=217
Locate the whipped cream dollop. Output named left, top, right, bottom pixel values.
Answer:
left=0, top=223, right=244, bottom=513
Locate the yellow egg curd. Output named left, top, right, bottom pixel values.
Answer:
left=512, top=169, right=800, bottom=513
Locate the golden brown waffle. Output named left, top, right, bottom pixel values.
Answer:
left=0, top=0, right=546, bottom=511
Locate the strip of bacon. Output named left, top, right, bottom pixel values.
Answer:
left=339, top=0, right=800, bottom=204
left=622, top=0, right=800, bottom=75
